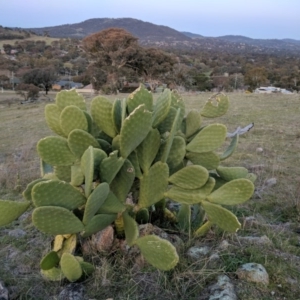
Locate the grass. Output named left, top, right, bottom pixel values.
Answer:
left=0, top=34, right=59, bottom=48
left=1, top=90, right=300, bottom=299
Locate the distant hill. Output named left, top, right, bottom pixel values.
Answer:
left=26, top=18, right=191, bottom=43
left=4, top=18, right=299, bottom=54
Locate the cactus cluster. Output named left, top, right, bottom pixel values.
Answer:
left=0, top=87, right=255, bottom=280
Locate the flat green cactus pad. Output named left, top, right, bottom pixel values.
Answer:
left=37, top=136, right=76, bottom=166
left=60, top=253, right=82, bottom=282
left=71, top=164, right=84, bottom=186
left=158, top=107, right=177, bottom=134
left=91, top=96, right=116, bottom=138
left=110, top=159, right=135, bottom=203
left=99, top=151, right=125, bottom=184
left=139, top=162, right=169, bottom=208
left=58, top=234, right=77, bottom=256
left=60, top=105, right=88, bottom=136
left=123, top=211, right=139, bottom=246
left=40, top=251, right=60, bottom=270
left=41, top=267, right=65, bottom=281
left=55, top=89, right=86, bottom=111
left=185, top=110, right=202, bottom=138
left=165, top=186, right=208, bottom=205
left=68, top=129, right=100, bottom=159
left=201, top=201, right=241, bottom=232
left=0, top=200, right=30, bottom=227
left=137, top=128, right=161, bottom=173
left=81, top=146, right=94, bottom=198
left=81, top=213, right=117, bottom=238
left=170, top=90, right=185, bottom=125
left=201, top=94, right=229, bottom=118
left=177, top=204, right=191, bottom=232
left=220, top=134, right=239, bottom=160
left=83, top=182, right=110, bottom=225
left=207, top=178, right=254, bottom=205
left=169, top=165, right=209, bottom=189
left=97, top=191, right=125, bottom=214
left=194, top=220, right=213, bottom=237
left=186, top=151, right=220, bottom=170
left=152, top=89, right=172, bottom=128
left=53, top=235, right=65, bottom=252
left=166, top=136, right=186, bottom=170
left=23, top=178, right=48, bottom=201
left=128, top=151, right=142, bottom=179
left=216, top=166, right=248, bottom=181
left=186, top=124, right=227, bottom=153
left=54, top=165, right=71, bottom=182
left=120, top=104, right=152, bottom=158
left=112, top=99, right=123, bottom=133
left=32, top=206, right=84, bottom=235
left=247, top=173, right=257, bottom=183
left=44, top=104, right=66, bottom=137
left=80, top=261, right=95, bottom=276
left=32, top=180, right=86, bottom=210
left=135, top=235, right=179, bottom=270
left=127, top=84, right=153, bottom=114
left=136, top=208, right=149, bottom=224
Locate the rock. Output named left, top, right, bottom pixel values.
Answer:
left=236, top=263, right=269, bottom=285
left=265, top=178, right=277, bottom=187
left=218, top=240, right=230, bottom=250
left=81, top=225, right=114, bottom=255
left=0, top=280, right=9, bottom=300
left=8, top=229, right=26, bottom=238
left=58, top=283, right=84, bottom=300
left=207, top=253, right=222, bottom=269
left=208, top=275, right=237, bottom=300
left=256, top=147, right=263, bottom=153
left=237, top=235, right=273, bottom=246
left=186, top=246, right=210, bottom=260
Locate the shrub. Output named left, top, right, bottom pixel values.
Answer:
left=16, top=83, right=39, bottom=101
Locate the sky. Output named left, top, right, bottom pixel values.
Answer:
left=1, top=0, right=300, bottom=40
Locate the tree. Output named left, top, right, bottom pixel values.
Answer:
left=23, top=68, right=57, bottom=94
left=244, top=67, right=268, bottom=91
left=16, top=83, right=39, bottom=101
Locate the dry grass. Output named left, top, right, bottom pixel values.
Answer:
left=1, top=90, right=300, bottom=299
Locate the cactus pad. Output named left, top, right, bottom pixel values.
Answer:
left=135, top=235, right=179, bottom=270
left=201, top=201, right=241, bottom=232
left=186, top=124, right=227, bottom=153
left=123, top=211, right=139, bottom=246
left=44, top=104, right=65, bottom=137
left=139, top=162, right=169, bottom=208
left=99, top=151, right=125, bottom=184
left=32, top=180, right=86, bottom=210
left=0, top=200, right=30, bottom=227
left=68, top=129, right=100, bottom=159
left=60, top=253, right=82, bottom=282
left=120, top=104, right=152, bottom=158
left=110, top=159, right=135, bottom=203
left=207, top=178, right=254, bottom=205
left=168, top=165, right=209, bottom=189
left=40, top=251, right=60, bottom=270
left=152, top=89, right=172, bottom=128
left=127, top=84, right=153, bottom=114
left=23, top=178, right=48, bottom=201
left=83, top=182, right=110, bottom=225
left=216, top=166, right=248, bottom=181
left=91, top=96, right=116, bottom=138
left=37, top=136, right=76, bottom=166
left=186, top=151, right=220, bottom=170
left=60, top=105, right=88, bottom=136
left=82, top=213, right=117, bottom=237
left=177, top=204, right=191, bottom=232
left=220, top=134, right=238, bottom=160
left=55, top=89, right=86, bottom=111
left=41, top=267, right=64, bottom=281
left=97, top=191, right=125, bottom=214
left=81, top=146, right=94, bottom=198
left=185, top=110, right=202, bottom=138
left=194, top=221, right=213, bottom=237
left=54, top=165, right=71, bottom=182
left=201, top=94, right=229, bottom=118
left=32, top=206, right=84, bottom=235
left=137, top=128, right=161, bottom=173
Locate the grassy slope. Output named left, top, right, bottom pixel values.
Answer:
left=0, top=91, right=300, bottom=299
left=0, top=34, right=59, bottom=48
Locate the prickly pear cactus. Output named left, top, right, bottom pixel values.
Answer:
left=1, top=86, right=255, bottom=281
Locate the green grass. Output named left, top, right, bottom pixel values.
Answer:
left=1, top=91, right=300, bottom=299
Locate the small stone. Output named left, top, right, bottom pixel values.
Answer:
left=207, top=253, right=222, bottom=269
left=0, top=280, right=9, bottom=300
left=238, top=235, right=273, bottom=246
left=265, top=178, right=277, bottom=187
left=208, top=275, right=237, bottom=300
left=58, top=283, right=84, bottom=300
left=186, top=246, right=210, bottom=260
left=236, top=263, right=269, bottom=285
left=256, top=147, right=263, bottom=153
left=218, top=240, right=230, bottom=250
left=8, top=229, right=26, bottom=238
left=271, top=291, right=275, bottom=296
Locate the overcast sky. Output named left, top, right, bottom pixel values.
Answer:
left=1, top=0, right=299, bottom=40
